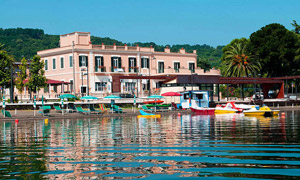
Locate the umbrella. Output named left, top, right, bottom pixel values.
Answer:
left=81, top=95, right=99, bottom=113
left=80, top=95, right=99, bottom=100
left=147, top=95, right=164, bottom=99
left=104, top=95, right=121, bottom=99
left=104, top=95, right=121, bottom=113
left=161, top=92, right=182, bottom=96
left=59, top=94, right=76, bottom=99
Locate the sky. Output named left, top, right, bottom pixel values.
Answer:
left=0, top=0, right=299, bottom=47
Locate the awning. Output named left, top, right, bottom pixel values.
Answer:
left=23, top=79, right=70, bottom=85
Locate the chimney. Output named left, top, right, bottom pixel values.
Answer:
left=180, top=48, right=185, bottom=54
left=164, top=46, right=170, bottom=53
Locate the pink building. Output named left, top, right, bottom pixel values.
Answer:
left=37, top=32, right=219, bottom=97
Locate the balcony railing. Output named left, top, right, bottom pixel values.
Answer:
left=95, top=66, right=106, bottom=72
left=110, top=66, right=125, bottom=72
left=128, top=66, right=139, bottom=73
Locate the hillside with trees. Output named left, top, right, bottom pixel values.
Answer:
left=0, top=28, right=223, bottom=70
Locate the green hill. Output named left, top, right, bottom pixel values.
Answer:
left=0, top=28, right=223, bottom=70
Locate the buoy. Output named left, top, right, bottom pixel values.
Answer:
left=15, top=119, right=19, bottom=123
left=45, top=119, right=48, bottom=122
left=178, top=112, right=181, bottom=116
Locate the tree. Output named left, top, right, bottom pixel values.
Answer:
left=291, top=20, right=300, bottom=34
left=15, top=57, right=28, bottom=101
left=27, top=55, right=46, bottom=96
left=0, top=43, right=14, bottom=92
left=221, top=38, right=261, bottom=77
left=248, top=23, right=300, bottom=77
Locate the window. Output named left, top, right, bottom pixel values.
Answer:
left=60, top=57, right=64, bottom=69
left=141, top=57, right=149, bottom=68
left=79, top=55, right=88, bottom=67
left=52, top=58, right=56, bottom=70
left=125, top=82, right=136, bottom=92
left=69, top=56, right=73, bottom=68
left=189, top=62, right=195, bottom=73
left=174, top=62, right=180, bottom=73
left=44, top=59, right=48, bottom=70
left=128, top=57, right=137, bottom=72
left=111, top=57, right=122, bottom=72
left=95, top=56, right=104, bottom=72
left=95, top=82, right=107, bottom=91
left=196, top=94, right=203, bottom=100
left=183, top=93, right=189, bottom=100
left=158, top=61, right=164, bottom=73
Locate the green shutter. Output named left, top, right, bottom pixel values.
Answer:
left=134, top=58, right=137, bottom=72
left=111, top=57, right=114, bottom=72
left=128, top=58, right=131, bottom=72
left=79, top=56, right=82, bottom=67
left=95, top=56, right=98, bottom=72
left=147, top=58, right=149, bottom=68
left=118, top=57, right=121, bottom=68
left=86, top=56, right=88, bottom=67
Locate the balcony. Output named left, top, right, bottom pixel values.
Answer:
left=128, top=66, right=139, bottom=73
left=95, top=66, right=106, bottom=73
left=110, top=66, right=125, bottom=72
left=157, top=67, right=204, bottom=74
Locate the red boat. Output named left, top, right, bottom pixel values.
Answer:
left=190, top=107, right=215, bottom=115
left=143, top=100, right=164, bottom=104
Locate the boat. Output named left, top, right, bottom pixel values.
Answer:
left=137, top=110, right=161, bottom=118
left=146, top=104, right=171, bottom=107
left=190, top=106, right=215, bottom=115
left=243, top=106, right=280, bottom=117
left=214, top=102, right=243, bottom=114
left=143, top=100, right=164, bottom=104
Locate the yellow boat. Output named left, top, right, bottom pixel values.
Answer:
left=137, top=110, right=161, bottom=118
left=243, top=106, right=279, bottom=117
left=137, top=114, right=161, bottom=118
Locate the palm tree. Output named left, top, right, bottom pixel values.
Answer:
left=221, top=42, right=261, bottom=77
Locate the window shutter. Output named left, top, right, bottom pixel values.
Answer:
left=86, top=56, right=88, bottom=67
left=147, top=58, right=149, bottom=68
left=134, top=58, right=137, bottom=72
left=95, top=56, right=98, bottom=72
left=128, top=58, right=131, bottom=72
left=141, top=58, right=144, bottom=68
left=79, top=56, right=82, bottom=67
left=118, top=57, right=121, bottom=68
left=101, top=57, right=104, bottom=66
left=111, top=57, right=114, bottom=72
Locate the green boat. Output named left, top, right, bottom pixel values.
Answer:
left=146, top=104, right=171, bottom=108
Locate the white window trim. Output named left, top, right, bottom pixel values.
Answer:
left=111, top=55, right=120, bottom=57
left=157, top=60, right=165, bottom=73
left=173, top=60, right=180, bottom=69
left=187, top=61, right=195, bottom=68
left=141, top=57, right=149, bottom=69
left=60, top=56, right=65, bottom=69
left=69, top=55, right=73, bottom=68
left=52, top=58, right=56, bottom=70
left=128, top=56, right=136, bottom=58
left=44, top=59, right=48, bottom=71
left=95, top=54, right=103, bottom=56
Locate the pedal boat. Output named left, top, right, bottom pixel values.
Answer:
left=214, top=102, right=242, bottom=114
left=190, top=106, right=215, bottom=115
left=243, top=106, right=280, bottom=117
left=137, top=110, right=161, bottom=118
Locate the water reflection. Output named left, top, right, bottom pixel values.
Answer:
left=1, top=111, right=300, bottom=179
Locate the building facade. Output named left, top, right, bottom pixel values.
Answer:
left=37, top=32, right=220, bottom=97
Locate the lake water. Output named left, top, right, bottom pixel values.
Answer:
left=1, top=111, right=300, bottom=179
